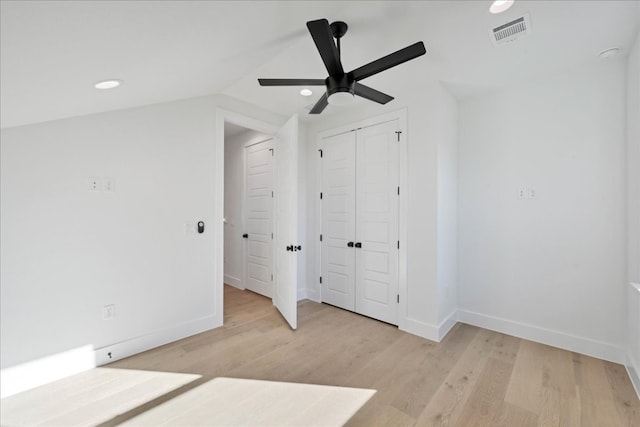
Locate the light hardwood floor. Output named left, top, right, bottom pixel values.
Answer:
left=104, top=285, right=639, bottom=427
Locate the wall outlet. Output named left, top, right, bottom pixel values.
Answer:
left=518, top=187, right=527, bottom=199
left=89, top=177, right=102, bottom=192
left=103, top=304, right=115, bottom=320
left=527, top=188, right=537, bottom=199
left=103, top=178, right=113, bottom=192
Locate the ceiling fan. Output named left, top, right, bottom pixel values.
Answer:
left=258, top=19, right=426, bottom=114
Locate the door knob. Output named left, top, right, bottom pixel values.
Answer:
left=242, top=233, right=249, bottom=239
left=354, top=242, right=362, bottom=248
left=294, top=245, right=302, bottom=251
left=347, top=241, right=354, bottom=247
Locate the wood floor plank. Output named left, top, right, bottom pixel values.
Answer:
left=492, top=401, right=538, bottom=427
left=504, top=340, right=548, bottom=413
left=603, top=361, right=640, bottom=426
left=415, top=329, right=499, bottom=426
left=389, top=324, right=478, bottom=419
left=454, top=357, right=514, bottom=427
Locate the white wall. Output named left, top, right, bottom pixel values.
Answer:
left=303, top=78, right=458, bottom=339
left=436, top=89, right=458, bottom=328
left=0, top=94, right=286, bottom=370
left=626, top=28, right=640, bottom=394
left=458, top=59, right=628, bottom=362
left=628, top=29, right=640, bottom=286
left=223, top=128, right=271, bottom=289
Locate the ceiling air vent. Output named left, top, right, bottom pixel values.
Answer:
left=490, top=14, right=531, bottom=47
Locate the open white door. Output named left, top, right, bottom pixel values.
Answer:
left=273, top=114, right=299, bottom=329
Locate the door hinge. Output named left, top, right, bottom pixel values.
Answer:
left=320, top=276, right=323, bottom=284
left=320, top=192, right=323, bottom=199
left=269, top=148, right=274, bottom=156
left=395, top=131, right=402, bottom=142
left=397, top=294, right=400, bottom=303
left=271, top=191, right=274, bottom=198
left=397, top=186, right=400, bottom=195
left=271, top=233, right=274, bottom=239
left=320, top=234, right=323, bottom=241
left=319, top=149, right=323, bottom=158
left=271, top=274, right=273, bottom=281
left=397, top=240, right=400, bottom=249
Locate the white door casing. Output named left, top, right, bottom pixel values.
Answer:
left=244, top=139, right=273, bottom=298
left=321, top=131, right=356, bottom=310
left=354, top=120, right=399, bottom=324
left=274, top=115, right=299, bottom=330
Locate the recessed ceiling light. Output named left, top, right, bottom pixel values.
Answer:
left=489, top=0, right=515, bottom=14
left=598, top=47, right=620, bottom=60
left=94, top=79, right=122, bottom=90
left=300, top=89, right=313, bottom=97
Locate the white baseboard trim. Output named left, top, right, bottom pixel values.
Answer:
left=94, top=314, right=220, bottom=366
left=224, top=275, right=243, bottom=289
left=401, top=313, right=458, bottom=343
left=0, top=345, right=95, bottom=398
left=458, top=309, right=625, bottom=364
left=400, top=317, right=439, bottom=342
left=306, top=288, right=321, bottom=303
left=438, top=310, right=458, bottom=340
left=627, top=353, right=640, bottom=399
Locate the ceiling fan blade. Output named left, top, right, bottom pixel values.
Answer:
left=258, top=78, right=326, bottom=86
left=348, top=42, right=426, bottom=82
left=306, top=19, right=344, bottom=76
left=309, top=93, right=329, bottom=114
left=354, top=83, right=394, bottom=104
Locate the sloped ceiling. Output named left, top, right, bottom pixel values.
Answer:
left=1, top=1, right=638, bottom=128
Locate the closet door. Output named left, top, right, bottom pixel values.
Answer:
left=321, top=131, right=356, bottom=311
left=355, top=120, right=399, bottom=325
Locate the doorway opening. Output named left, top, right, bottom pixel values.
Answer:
left=216, top=109, right=300, bottom=330
left=223, top=122, right=273, bottom=298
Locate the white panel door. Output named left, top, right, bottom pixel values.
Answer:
left=244, top=139, right=273, bottom=298
left=274, top=115, right=299, bottom=330
left=321, top=131, right=356, bottom=311
left=355, top=120, right=399, bottom=325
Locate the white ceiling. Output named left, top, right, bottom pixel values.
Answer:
left=1, top=1, right=638, bottom=128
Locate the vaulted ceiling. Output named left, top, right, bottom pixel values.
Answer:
left=1, top=1, right=638, bottom=128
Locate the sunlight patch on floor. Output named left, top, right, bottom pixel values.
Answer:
left=122, top=377, right=376, bottom=426
left=0, top=368, right=201, bottom=426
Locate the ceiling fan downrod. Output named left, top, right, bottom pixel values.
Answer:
left=330, top=21, right=348, bottom=58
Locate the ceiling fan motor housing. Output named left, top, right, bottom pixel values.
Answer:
left=326, top=74, right=354, bottom=96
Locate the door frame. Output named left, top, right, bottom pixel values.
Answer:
left=215, top=108, right=278, bottom=325
left=315, top=108, right=408, bottom=329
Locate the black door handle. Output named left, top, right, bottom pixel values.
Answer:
left=354, top=242, right=362, bottom=248
left=347, top=241, right=354, bottom=247
left=286, top=245, right=293, bottom=251
left=242, top=233, right=248, bottom=239
left=294, top=245, right=302, bottom=251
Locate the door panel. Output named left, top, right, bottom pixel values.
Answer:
left=355, top=120, right=399, bottom=324
left=274, top=115, right=299, bottom=330
left=321, top=131, right=356, bottom=311
left=245, top=140, right=273, bottom=298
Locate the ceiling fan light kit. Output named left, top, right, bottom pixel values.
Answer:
left=258, top=18, right=426, bottom=114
